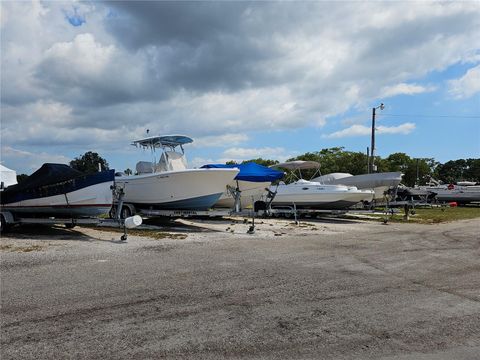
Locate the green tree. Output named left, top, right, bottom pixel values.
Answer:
left=16, top=174, right=29, bottom=184
left=465, top=158, right=480, bottom=181
left=435, top=159, right=480, bottom=183
left=403, top=158, right=432, bottom=187
left=384, top=153, right=411, bottom=172
left=70, top=151, right=109, bottom=174
left=435, top=159, right=466, bottom=183
left=287, top=147, right=370, bottom=179
left=124, top=168, right=133, bottom=176
left=241, top=158, right=279, bottom=167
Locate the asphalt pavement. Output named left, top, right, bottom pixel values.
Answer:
left=1, top=217, right=479, bottom=359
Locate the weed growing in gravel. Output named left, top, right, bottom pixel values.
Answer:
left=0, top=244, right=43, bottom=252
left=90, top=227, right=188, bottom=240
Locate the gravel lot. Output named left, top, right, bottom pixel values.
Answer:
left=1, top=217, right=479, bottom=359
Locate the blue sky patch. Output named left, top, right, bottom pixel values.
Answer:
left=64, top=7, right=86, bottom=27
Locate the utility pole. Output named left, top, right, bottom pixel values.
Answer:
left=416, top=158, right=419, bottom=186
left=370, top=103, right=384, bottom=173
left=366, top=147, right=370, bottom=174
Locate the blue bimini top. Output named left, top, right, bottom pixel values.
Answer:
left=201, top=162, right=284, bottom=183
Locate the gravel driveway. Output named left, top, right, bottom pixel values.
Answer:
left=1, top=217, right=479, bottom=359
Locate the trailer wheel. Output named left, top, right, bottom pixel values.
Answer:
left=121, top=206, right=132, bottom=219
left=0, top=214, right=11, bottom=233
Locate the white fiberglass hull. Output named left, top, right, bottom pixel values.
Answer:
left=1, top=182, right=113, bottom=217
left=214, top=180, right=271, bottom=209
left=270, top=181, right=374, bottom=209
left=312, top=172, right=402, bottom=200
left=116, top=168, right=239, bottom=210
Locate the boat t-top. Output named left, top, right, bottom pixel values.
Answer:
left=115, top=135, right=239, bottom=211
left=269, top=161, right=374, bottom=209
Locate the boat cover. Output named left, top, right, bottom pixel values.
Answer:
left=1, top=163, right=114, bottom=204
left=201, top=163, right=284, bottom=183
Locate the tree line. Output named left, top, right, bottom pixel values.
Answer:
left=16, top=149, right=480, bottom=188
left=228, top=147, right=480, bottom=187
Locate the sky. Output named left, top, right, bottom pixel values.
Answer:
left=1, top=1, right=479, bottom=175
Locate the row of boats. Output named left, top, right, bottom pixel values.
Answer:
left=1, top=135, right=479, bottom=219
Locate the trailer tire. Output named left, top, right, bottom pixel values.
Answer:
left=121, top=206, right=132, bottom=219
left=0, top=214, right=11, bottom=233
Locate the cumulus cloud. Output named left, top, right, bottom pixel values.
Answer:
left=324, top=123, right=416, bottom=139
left=1, top=1, right=479, bottom=169
left=222, top=147, right=292, bottom=161
left=192, top=134, right=249, bottom=148
left=381, top=83, right=436, bottom=98
left=448, top=64, right=480, bottom=99
left=1, top=146, right=70, bottom=172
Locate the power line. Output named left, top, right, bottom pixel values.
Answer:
left=377, top=114, right=480, bottom=119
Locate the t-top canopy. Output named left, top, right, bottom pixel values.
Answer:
left=132, top=135, right=194, bottom=149
left=271, top=160, right=320, bottom=171
left=201, top=162, right=284, bottom=183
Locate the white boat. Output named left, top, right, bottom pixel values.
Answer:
left=116, top=135, right=239, bottom=210
left=270, top=161, right=374, bottom=209
left=0, top=164, right=17, bottom=189
left=0, top=163, right=114, bottom=217
left=201, top=163, right=284, bottom=209
left=422, top=180, right=480, bottom=204
left=312, top=172, right=403, bottom=200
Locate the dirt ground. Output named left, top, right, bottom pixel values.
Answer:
left=1, top=216, right=479, bottom=359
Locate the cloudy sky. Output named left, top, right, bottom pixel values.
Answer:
left=1, top=1, right=479, bottom=174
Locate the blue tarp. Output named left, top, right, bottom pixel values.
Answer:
left=201, top=162, right=284, bottom=183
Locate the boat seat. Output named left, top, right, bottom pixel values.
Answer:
left=136, top=161, right=154, bottom=174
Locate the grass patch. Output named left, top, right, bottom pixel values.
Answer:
left=89, top=226, right=188, bottom=240
left=0, top=244, right=44, bottom=252
left=371, top=206, right=480, bottom=224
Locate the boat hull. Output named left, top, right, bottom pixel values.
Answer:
left=313, top=172, right=403, bottom=200
left=425, top=186, right=480, bottom=204
left=116, top=168, right=239, bottom=210
left=270, top=182, right=374, bottom=209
